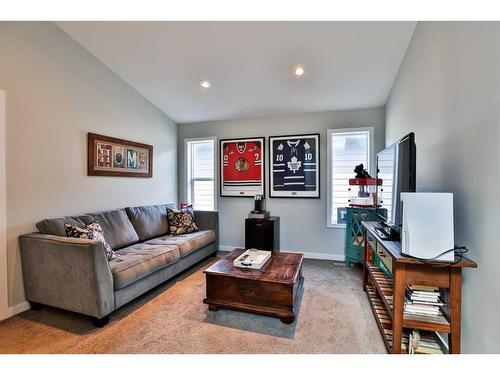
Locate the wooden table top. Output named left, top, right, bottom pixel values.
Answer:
left=204, top=249, right=304, bottom=285
left=362, top=221, right=477, bottom=268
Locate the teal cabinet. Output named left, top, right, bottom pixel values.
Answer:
left=344, top=207, right=385, bottom=267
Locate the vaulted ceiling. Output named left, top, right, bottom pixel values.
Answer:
left=56, top=21, right=416, bottom=124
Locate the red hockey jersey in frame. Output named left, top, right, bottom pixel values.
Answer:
left=222, top=141, right=262, bottom=187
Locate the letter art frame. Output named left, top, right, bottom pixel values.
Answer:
left=88, top=133, right=153, bottom=178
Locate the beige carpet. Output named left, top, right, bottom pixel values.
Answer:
left=0, top=254, right=386, bottom=354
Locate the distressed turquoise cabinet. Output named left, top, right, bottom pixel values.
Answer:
left=345, top=207, right=386, bottom=267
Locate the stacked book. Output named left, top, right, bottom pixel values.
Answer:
left=397, top=331, right=445, bottom=354
left=404, top=284, right=445, bottom=320
left=248, top=211, right=270, bottom=219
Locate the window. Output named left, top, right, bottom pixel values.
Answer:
left=327, top=128, right=373, bottom=227
left=186, top=137, right=216, bottom=211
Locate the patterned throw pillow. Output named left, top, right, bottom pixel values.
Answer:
left=64, top=222, right=116, bottom=261
left=167, top=206, right=199, bottom=235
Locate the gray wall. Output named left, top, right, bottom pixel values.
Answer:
left=0, top=22, right=178, bottom=307
left=386, top=22, right=500, bottom=353
left=178, top=108, right=385, bottom=258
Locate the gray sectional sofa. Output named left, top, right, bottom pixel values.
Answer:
left=19, top=204, right=218, bottom=326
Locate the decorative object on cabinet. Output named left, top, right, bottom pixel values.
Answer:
left=345, top=207, right=386, bottom=267
left=269, top=133, right=320, bottom=198
left=348, top=177, right=383, bottom=207
left=245, top=216, right=280, bottom=251
left=220, top=137, right=265, bottom=197
left=248, top=194, right=269, bottom=219
left=87, top=133, right=152, bottom=178
left=362, top=220, right=477, bottom=354
left=354, top=163, right=372, bottom=178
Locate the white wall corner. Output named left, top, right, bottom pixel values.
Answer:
left=0, top=89, right=8, bottom=321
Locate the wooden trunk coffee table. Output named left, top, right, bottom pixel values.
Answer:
left=203, top=249, right=304, bottom=324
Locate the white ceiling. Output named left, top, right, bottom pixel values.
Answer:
left=56, top=21, right=416, bottom=124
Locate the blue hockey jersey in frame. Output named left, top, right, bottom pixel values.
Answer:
left=272, top=137, right=317, bottom=191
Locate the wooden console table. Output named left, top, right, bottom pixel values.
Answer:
left=362, top=221, right=477, bottom=354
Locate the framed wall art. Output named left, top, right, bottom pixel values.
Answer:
left=87, top=133, right=153, bottom=177
left=269, top=133, right=320, bottom=198
left=220, top=137, right=265, bottom=197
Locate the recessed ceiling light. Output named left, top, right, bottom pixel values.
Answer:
left=200, top=80, right=211, bottom=88
left=295, top=66, right=305, bottom=76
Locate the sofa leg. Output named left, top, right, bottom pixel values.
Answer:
left=29, top=301, right=44, bottom=311
left=92, top=315, right=110, bottom=328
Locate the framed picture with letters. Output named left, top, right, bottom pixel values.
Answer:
left=220, top=137, right=265, bottom=197
left=87, top=133, right=153, bottom=177
left=269, top=133, right=320, bottom=198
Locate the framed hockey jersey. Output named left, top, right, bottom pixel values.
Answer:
left=220, top=137, right=265, bottom=197
left=269, top=133, right=320, bottom=198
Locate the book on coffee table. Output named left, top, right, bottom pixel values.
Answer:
left=233, top=249, right=271, bottom=269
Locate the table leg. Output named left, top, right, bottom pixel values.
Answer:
left=280, top=315, right=295, bottom=324
left=392, top=264, right=406, bottom=354
left=208, top=304, right=219, bottom=311
left=449, top=267, right=462, bottom=354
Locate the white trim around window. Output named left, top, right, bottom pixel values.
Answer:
left=326, top=127, right=374, bottom=229
left=184, top=136, right=217, bottom=211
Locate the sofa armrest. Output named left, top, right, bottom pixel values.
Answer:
left=194, top=210, right=219, bottom=249
left=19, top=233, right=114, bottom=318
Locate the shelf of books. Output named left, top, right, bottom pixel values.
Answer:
left=366, top=262, right=451, bottom=332
left=403, top=284, right=451, bottom=333
left=366, top=266, right=449, bottom=354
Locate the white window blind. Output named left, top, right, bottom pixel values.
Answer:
left=328, top=129, right=372, bottom=226
left=186, top=138, right=215, bottom=211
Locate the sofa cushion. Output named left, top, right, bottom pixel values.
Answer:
left=65, top=222, right=116, bottom=261
left=110, top=243, right=180, bottom=290
left=167, top=206, right=198, bottom=235
left=125, top=205, right=170, bottom=241
left=89, top=209, right=139, bottom=250
left=145, top=230, right=216, bottom=258
left=36, top=215, right=96, bottom=237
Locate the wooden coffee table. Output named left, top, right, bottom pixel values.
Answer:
left=203, top=249, right=304, bottom=324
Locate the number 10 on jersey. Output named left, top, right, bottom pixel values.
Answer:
left=269, top=133, right=320, bottom=198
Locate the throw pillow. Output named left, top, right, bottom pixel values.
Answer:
left=64, top=222, right=116, bottom=261
left=167, top=206, right=199, bottom=235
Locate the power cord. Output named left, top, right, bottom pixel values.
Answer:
left=401, top=246, right=469, bottom=267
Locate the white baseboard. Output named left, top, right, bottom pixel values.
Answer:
left=2, top=301, right=30, bottom=320
left=218, top=245, right=345, bottom=262
left=218, top=245, right=239, bottom=252
left=300, top=252, right=345, bottom=262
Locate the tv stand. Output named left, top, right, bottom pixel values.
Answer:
left=362, top=220, right=477, bottom=354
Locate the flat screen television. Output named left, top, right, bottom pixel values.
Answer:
left=376, top=132, right=416, bottom=239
